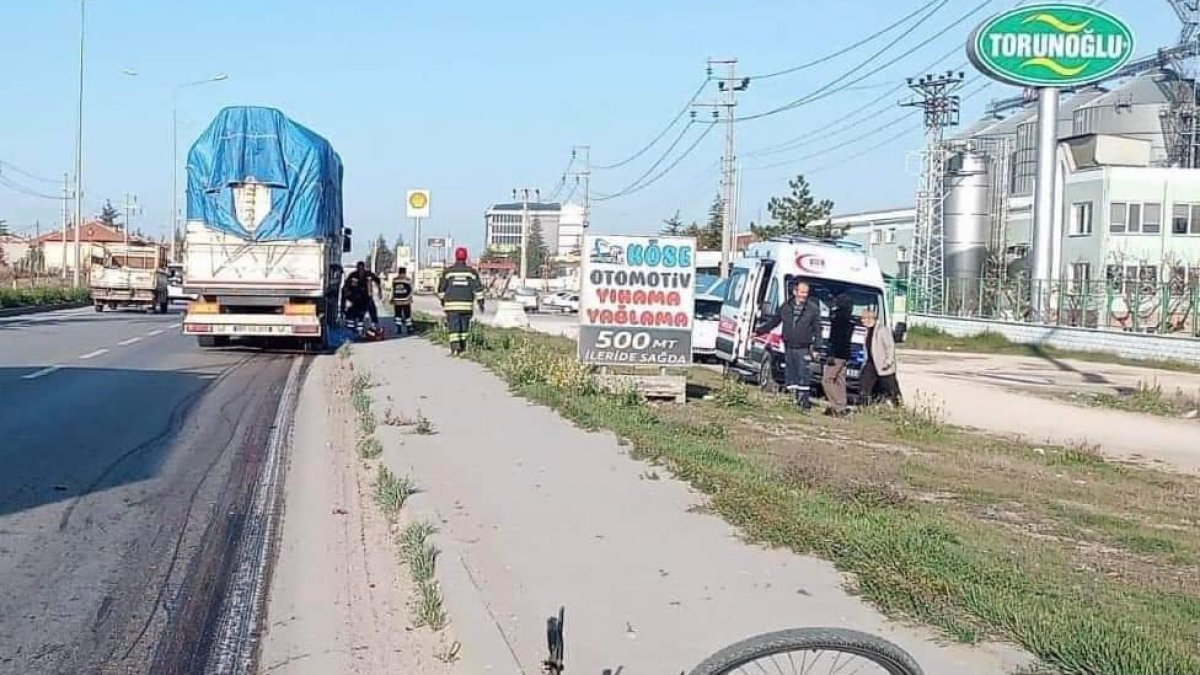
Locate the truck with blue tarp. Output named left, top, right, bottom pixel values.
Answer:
left=180, top=106, right=351, bottom=348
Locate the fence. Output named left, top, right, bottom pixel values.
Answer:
left=907, top=277, right=1200, bottom=338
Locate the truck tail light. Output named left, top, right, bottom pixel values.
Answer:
left=284, top=302, right=317, bottom=316
left=294, top=325, right=319, bottom=335
left=185, top=323, right=212, bottom=333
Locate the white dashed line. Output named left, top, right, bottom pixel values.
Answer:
left=118, top=337, right=142, bottom=346
left=170, top=322, right=182, bottom=329
left=78, top=349, right=109, bottom=360
left=22, top=366, right=61, bottom=380
left=147, top=329, right=164, bottom=337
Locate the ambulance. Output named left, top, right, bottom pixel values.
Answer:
left=715, top=236, right=905, bottom=396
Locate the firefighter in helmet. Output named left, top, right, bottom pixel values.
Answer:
left=437, top=247, right=485, bottom=355
left=391, top=266, right=415, bottom=335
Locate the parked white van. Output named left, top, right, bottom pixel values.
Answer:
left=715, top=237, right=904, bottom=396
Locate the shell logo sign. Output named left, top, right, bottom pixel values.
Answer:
left=406, top=189, right=430, bottom=218
left=967, top=4, right=1134, bottom=88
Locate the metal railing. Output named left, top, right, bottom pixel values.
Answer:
left=908, top=277, right=1200, bottom=337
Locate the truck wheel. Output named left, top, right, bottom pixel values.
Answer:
left=757, top=355, right=780, bottom=394
left=94, top=304, right=104, bottom=313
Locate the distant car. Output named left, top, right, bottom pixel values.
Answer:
left=542, top=292, right=579, bottom=314
left=512, top=287, right=540, bottom=312
left=693, top=294, right=723, bottom=359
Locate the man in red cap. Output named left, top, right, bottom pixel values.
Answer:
left=437, top=246, right=485, bottom=355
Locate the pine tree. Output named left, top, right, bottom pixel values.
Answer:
left=526, top=218, right=549, bottom=278
left=373, top=234, right=396, bottom=272
left=99, top=200, right=122, bottom=230
left=753, top=174, right=836, bottom=240
left=661, top=211, right=685, bottom=236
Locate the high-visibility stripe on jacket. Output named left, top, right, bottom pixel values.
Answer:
left=437, top=263, right=484, bottom=313
left=391, top=277, right=414, bottom=306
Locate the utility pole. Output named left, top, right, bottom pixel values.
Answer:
left=72, top=0, right=87, bottom=288
left=901, top=70, right=963, bottom=313
left=568, top=145, right=592, bottom=229
left=513, top=187, right=539, bottom=281
left=122, top=193, right=141, bottom=247
left=694, top=59, right=748, bottom=278
left=61, top=173, right=70, bottom=279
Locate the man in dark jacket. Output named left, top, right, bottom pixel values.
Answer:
left=391, top=267, right=415, bottom=335
left=822, top=293, right=855, bottom=417
left=755, top=280, right=822, bottom=410
left=437, top=247, right=485, bottom=355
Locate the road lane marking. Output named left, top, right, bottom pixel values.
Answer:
left=170, top=322, right=182, bottom=329
left=22, top=366, right=61, bottom=380
left=118, top=337, right=142, bottom=346
left=78, top=349, right=109, bottom=360
left=147, top=329, right=164, bottom=336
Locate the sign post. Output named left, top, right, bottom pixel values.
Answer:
left=406, top=189, right=430, bottom=278
left=967, top=3, right=1133, bottom=316
left=579, top=235, right=696, bottom=402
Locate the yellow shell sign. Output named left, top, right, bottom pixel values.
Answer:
left=406, top=189, right=430, bottom=218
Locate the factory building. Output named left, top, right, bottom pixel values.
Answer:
left=839, top=70, right=1200, bottom=294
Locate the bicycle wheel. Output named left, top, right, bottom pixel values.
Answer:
left=688, top=627, right=924, bottom=675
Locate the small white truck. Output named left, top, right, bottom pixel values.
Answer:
left=90, top=245, right=168, bottom=313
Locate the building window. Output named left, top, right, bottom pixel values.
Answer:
left=1109, top=202, right=1161, bottom=234
left=1173, top=204, right=1190, bottom=234
left=885, top=227, right=896, bottom=243
left=1072, top=202, right=1093, bottom=235
left=1170, top=266, right=1188, bottom=293
left=871, top=229, right=883, bottom=245
left=1139, top=265, right=1159, bottom=291
left=1144, top=203, right=1162, bottom=234
left=1070, top=262, right=1091, bottom=291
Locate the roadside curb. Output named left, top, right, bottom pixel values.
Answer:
left=0, top=302, right=90, bottom=318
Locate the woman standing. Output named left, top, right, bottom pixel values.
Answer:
left=858, top=308, right=902, bottom=406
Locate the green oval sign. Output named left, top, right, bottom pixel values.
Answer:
left=967, top=3, right=1135, bottom=87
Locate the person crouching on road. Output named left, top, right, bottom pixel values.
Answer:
left=343, top=260, right=381, bottom=333
left=822, top=293, right=854, bottom=417
left=858, top=307, right=902, bottom=406
left=755, top=280, right=822, bottom=410
left=437, top=247, right=485, bottom=355
left=391, top=266, right=415, bottom=336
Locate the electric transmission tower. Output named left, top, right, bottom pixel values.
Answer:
left=901, top=70, right=963, bottom=313
left=694, top=58, right=748, bottom=278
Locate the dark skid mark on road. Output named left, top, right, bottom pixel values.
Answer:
left=148, top=355, right=305, bottom=675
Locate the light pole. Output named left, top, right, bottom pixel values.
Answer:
left=123, top=70, right=229, bottom=263
left=72, top=0, right=86, bottom=288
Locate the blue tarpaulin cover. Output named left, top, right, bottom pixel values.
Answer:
left=186, top=106, right=343, bottom=241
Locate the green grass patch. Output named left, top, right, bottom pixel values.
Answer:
left=415, top=315, right=1200, bottom=675
left=374, top=466, right=416, bottom=520
left=0, top=286, right=91, bottom=309
left=904, top=325, right=1200, bottom=374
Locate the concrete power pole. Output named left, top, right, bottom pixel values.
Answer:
left=61, top=173, right=70, bottom=278
left=569, top=145, right=592, bottom=230
left=122, top=193, right=141, bottom=247
left=901, top=70, right=963, bottom=314
left=695, top=59, right=748, bottom=278
left=514, top=187, right=539, bottom=282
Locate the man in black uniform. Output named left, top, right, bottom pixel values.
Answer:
left=822, top=293, right=855, bottom=417
left=342, top=260, right=382, bottom=332
left=391, top=266, right=415, bottom=335
left=755, top=280, right=822, bottom=410
left=437, top=247, right=484, bottom=355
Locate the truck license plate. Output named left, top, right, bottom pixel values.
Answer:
left=219, top=325, right=288, bottom=334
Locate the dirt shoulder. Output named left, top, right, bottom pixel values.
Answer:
left=257, top=355, right=455, bottom=675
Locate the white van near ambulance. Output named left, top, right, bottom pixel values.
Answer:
left=715, top=236, right=905, bottom=397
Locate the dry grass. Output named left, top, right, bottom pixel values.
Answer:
left=421, top=316, right=1200, bottom=675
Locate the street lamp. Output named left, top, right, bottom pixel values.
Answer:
left=71, top=0, right=87, bottom=288
left=122, top=71, right=229, bottom=262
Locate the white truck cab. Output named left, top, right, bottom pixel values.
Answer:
left=715, top=237, right=902, bottom=396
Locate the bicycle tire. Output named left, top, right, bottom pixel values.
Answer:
left=688, top=627, right=924, bottom=675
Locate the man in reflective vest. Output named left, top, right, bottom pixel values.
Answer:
left=437, top=247, right=485, bottom=355
left=391, top=266, right=415, bottom=336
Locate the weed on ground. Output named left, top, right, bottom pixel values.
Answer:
left=414, top=316, right=1200, bottom=675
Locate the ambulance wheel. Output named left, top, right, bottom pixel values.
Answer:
left=757, top=355, right=780, bottom=394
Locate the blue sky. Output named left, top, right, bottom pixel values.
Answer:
left=0, top=1, right=1182, bottom=255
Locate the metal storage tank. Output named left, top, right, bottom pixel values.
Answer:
left=942, top=149, right=991, bottom=280
left=1073, top=72, right=1173, bottom=164
left=1010, top=89, right=1105, bottom=196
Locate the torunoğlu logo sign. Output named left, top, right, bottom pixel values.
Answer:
left=967, top=4, right=1134, bottom=88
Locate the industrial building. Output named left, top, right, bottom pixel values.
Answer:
left=483, top=201, right=587, bottom=259
left=835, top=59, right=1200, bottom=332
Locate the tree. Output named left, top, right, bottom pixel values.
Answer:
left=687, top=195, right=724, bottom=250
left=526, top=218, right=549, bottom=278
left=753, top=174, right=835, bottom=240
left=372, top=234, right=396, bottom=272
left=99, top=200, right=122, bottom=230
left=661, top=211, right=685, bottom=236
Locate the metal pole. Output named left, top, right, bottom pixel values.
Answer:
left=519, top=189, right=530, bottom=281
left=721, top=61, right=736, bottom=279
left=171, top=89, right=178, bottom=263
left=414, top=217, right=422, bottom=279
left=61, top=173, right=69, bottom=278
left=72, top=0, right=85, bottom=288
left=581, top=146, right=591, bottom=230
left=1030, top=87, right=1060, bottom=316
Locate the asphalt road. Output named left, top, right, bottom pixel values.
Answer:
left=0, top=305, right=301, bottom=674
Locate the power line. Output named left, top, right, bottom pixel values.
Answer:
left=0, top=175, right=68, bottom=201
left=595, top=119, right=699, bottom=199
left=0, top=160, right=61, bottom=185
left=593, top=77, right=710, bottom=170
left=744, top=113, right=921, bottom=172
left=746, top=0, right=948, bottom=80
left=736, top=0, right=996, bottom=123
left=594, top=122, right=717, bottom=201
left=546, top=153, right=576, bottom=201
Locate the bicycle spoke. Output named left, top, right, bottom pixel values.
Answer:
left=721, top=648, right=897, bottom=675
